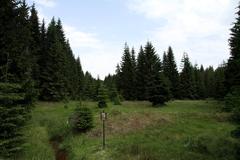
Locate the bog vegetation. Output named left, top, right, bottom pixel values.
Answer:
left=0, top=0, right=240, bottom=159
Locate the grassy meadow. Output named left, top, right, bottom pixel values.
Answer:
left=18, top=100, right=237, bottom=160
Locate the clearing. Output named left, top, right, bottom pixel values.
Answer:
left=19, top=100, right=237, bottom=160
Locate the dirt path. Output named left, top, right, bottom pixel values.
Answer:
left=50, top=136, right=68, bottom=160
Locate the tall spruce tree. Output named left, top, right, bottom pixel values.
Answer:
left=148, top=72, right=170, bottom=106
left=29, top=4, right=40, bottom=85
left=163, top=47, right=180, bottom=99
left=225, top=3, right=240, bottom=139
left=179, top=53, right=195, bottom=99
left=75, top=57, right=84, bottom=99
left=136, top=46, right=147, bottom=100
left=97, top=84, right=109, bottom=108
left=214, top=63, right=226, bottom=100
left=131, top=47, right=137, bottom=99
left=83, top=72, right=97, bottom=100
left=204, top=66, right=215, bottom=98
left=0, top=1, right=35, bottom=157
left=198, top=65, right=206, bottom=99
left=162, top=51, right=168, bottom=76
left=226, top=4, right=240, bottom=92
left=144, top=42, right=170, bottom=105
left=192, top=64, right=201, bottom=99
left=0, top=0, right=17, bottom=82
left=118, top=43, right=136, bottom=100
left=39, top=18, right=66, bottom=101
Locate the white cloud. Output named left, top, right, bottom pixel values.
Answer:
left=63, top=25, right=122, bottom=79
left=128, top=0, right=236, bottom=69
left=35, top=0, right=56, bottom=7
left=63, top=25, right=102, bottom=49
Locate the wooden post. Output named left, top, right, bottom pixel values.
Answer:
left=102, top=116, right=105, bottom=149
left=101, top=110, right=107, bottom=149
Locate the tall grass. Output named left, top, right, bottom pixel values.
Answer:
left=19, top=100, right=237, bottom=160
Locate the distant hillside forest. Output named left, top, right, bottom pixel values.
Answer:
left=0, top=0, right=240, bottom=158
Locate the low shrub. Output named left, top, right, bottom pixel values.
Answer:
left=69, top=107, right=93, bottom=133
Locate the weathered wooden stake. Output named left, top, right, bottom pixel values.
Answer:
left=102, top=116, right=105, bottom=149
left=101, top=110, right=107, bottom=149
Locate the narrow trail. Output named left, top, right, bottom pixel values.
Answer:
left=50, top=136, right=68, bottom=160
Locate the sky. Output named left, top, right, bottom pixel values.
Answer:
left=27, top=0, right=238, bottom=79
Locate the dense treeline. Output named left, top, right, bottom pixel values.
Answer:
left=0, top=0, right=37, bottom=157
left=0, top=1, right=87, bottom=101
left=0, top=0, right=97, bottom=157
left=113, top=43, right=226, bottom=105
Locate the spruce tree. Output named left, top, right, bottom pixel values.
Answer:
left=198, top=65, right=206, bottom=99
left=179, top=53, right=195, bottom=99
left=136, top=46, right=147, bottom=100
left=225, top=3, right=240, bottom=128
left=148, top=73, right=170, bottom=106
left=105, top=75, right=121, bottom=105
left=144, top=42, right=162, bottom=99
left=162, top=51, right=168, bottom=77
left=144, top=42, right=170, bottom=105
left=29, top=4, right=41, bottom=85
left=39, top=18, right=66, bottom=101
left=192, top=64, right=201, bottom=99
left=214, top=63, right=226, bottom=100
left=163, top=47, right=180, bottom=99
left=0, top=1, right=35, bottom=157
left=204, top=66, right=215, bottom=98
left=131, top=47, right=137, bottom=99
left=0, top=0, right=17, bottom=82
left=226, top=4, right=240, bottom=92
left=118, top=43, right=136, bottom=100
left=75, top=57, right=84, bottom=99
left=0, top=83, right=30, bottom=157
left=83, top=72, right=97, bottom=100
left=5, top=0, right=33, bottom=82
left=97, top=84, right=108, bottom=108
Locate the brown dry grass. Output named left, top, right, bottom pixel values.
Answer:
left=87, top=111, right=171, bottom=138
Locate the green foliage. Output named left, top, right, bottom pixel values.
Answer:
left=231, top=127, right=240, bottom=139
left=116, top=43, right=137, bottom=100
left=226, top=4, right=240, bottom=92
left=148, top=73, right=170, bottom=106
left=97, top=84, right=108, bottom=108
left=179, top=53, right=195, bottom=99
left=113, top=94, right=121, bottom=105
left=83, top=72, right=98, bottom=101
left=116, top=42, right=226, bottom=102
left=162, top=47, right=180, bottom=99
left=69, top=106, right=93, bottom=132
left=225, top=86, right=240, bottom=125
left=224, top=86, right=240, bottom=114
left=214, top=64, right=226, bottom=100
left=0, top=82, right=34, bottom=158
left=226, top=5, right=240, bottom=159
left=103, top=75, right=121, bottom=105
left=185, top=135, right=238, bottom=159
left=135, top=46, right=147, bottom=100
left=17, top=100, right=236, bottom=160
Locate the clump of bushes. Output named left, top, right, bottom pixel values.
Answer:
left=224, top=87, right=240, bottom=114
left=184, top=135, right=239, bottom=159
left=69, top=106, right=93, bottom=132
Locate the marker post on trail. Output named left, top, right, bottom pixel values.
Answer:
left=100, top=110, right=107, bottom=149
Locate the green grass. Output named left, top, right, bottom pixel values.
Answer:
left=19, top=100, right=237, bottom=160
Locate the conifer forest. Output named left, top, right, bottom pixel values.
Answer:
left=0, top=1, right=240, bottom=160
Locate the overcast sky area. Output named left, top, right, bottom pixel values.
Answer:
left=27, top=0, right=238, bottom=79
